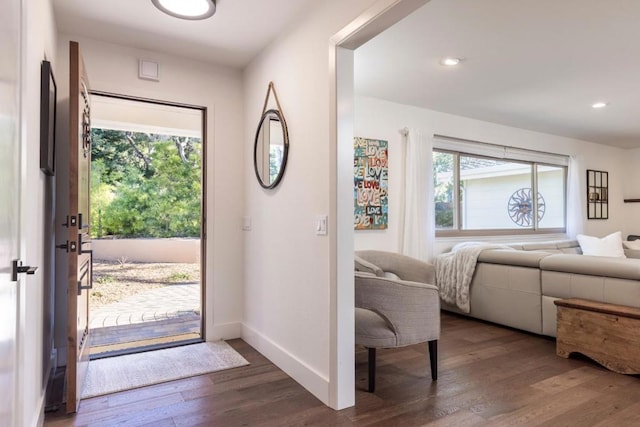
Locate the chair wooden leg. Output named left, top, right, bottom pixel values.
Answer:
left=367, top=347, right=376, bottom=392
left=428, top=340, right=438, bottom=381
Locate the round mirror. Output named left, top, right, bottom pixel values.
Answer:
left=253, top=108, right=289, bottom=189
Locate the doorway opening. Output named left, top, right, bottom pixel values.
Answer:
left=330, top=0, right=429, bottom=408
left=88, top=93, right=206, bottom=357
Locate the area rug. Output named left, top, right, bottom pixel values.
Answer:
left=81, top=341, right=249, bottom=398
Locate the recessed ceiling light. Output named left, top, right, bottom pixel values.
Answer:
left=440, top=57, right=462, bottom=66
left=592, top=102, right=608, bottom=109
left=152, top=0, right=216, bottom=20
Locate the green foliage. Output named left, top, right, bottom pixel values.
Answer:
left=269, top=146, right=284, bottom=182
left=435, top=202, right=454, bottom=229
left=90, top=129, right=201, bottom=238
left=95, top=275, right=114, bottom=285
left=167, top=272, right=192, bottom=282
left=433, top=151, right=455, bottom=228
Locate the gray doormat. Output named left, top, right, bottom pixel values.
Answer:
left=81, top=341, right=249, bottom=398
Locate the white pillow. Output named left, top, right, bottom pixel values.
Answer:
left=576, top=231, right=626, bottom=258
left=623, top=240, right=640, bottom=251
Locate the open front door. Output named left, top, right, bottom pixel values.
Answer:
left=66, top=40, right=93, bottom=413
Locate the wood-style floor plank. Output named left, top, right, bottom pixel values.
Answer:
left=45, top=312, right=640, bottom=426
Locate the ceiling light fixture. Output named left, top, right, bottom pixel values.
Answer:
left=440, top=57, right=461, bottom=66
left=592, top=102, right=608, bottom=109
left=151, top=0, right=216, bottom=20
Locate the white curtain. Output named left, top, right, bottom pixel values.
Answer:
left=566, top=154, right=584, bottom=239
left=399, top=129, right=435, bottom=262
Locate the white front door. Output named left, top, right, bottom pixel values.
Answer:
left=0, top=0, right=23, bottom=424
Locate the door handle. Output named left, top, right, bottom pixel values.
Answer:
left=77, top=232, right=93, bottom=294
left=61, top=215, right=77, bottom=228
left=78, top=232, right=92, bottom=253
left=77, top=252, right=93, bottom=295
left=55, top=241, right=77, bottom=252
left=11, top=260, right=38, bottom=281
left=78, top=213, right=89, bottom=231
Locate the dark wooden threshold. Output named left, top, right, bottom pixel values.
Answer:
left=90, top=337, right=203, bottom=360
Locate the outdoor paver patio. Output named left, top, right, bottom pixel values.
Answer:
left=90, top=283, right=200, bottom=328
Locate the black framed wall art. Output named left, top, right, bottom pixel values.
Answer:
left=40, top=60, right=57, bottom=176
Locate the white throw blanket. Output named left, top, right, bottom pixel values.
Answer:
left=435, top=242, right=511, bottom=313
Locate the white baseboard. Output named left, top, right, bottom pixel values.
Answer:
left=206, top=321, right=242, bottom=341
left=241, top=323, right=330, bottom=406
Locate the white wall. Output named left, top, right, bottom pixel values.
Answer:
left=19, top=0, right=58, bottom=425
left=242, top=0, right=381, bottom=408
left=53, top=35, right=246, bottom=364
left=354, top=96, right=630, bottom=253
left=622, top=148, right=640, bottom=234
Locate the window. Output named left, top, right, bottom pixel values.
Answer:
left=433, top=140, right=567, bottom=235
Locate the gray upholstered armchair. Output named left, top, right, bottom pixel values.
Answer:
left=354, top=250, right=440, bottom=392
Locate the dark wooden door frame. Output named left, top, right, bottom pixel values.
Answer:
left=87, top=90, right=208, bottom=346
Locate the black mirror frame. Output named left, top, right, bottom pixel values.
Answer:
left=253, top=108, right=289, bottom=189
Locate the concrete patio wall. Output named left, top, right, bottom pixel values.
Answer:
left=92, top=238, right=200, bottom=263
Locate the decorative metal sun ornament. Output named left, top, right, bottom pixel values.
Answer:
left=508, top=188, right=545, bottom=227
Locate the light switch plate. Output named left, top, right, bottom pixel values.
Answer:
left=242, top=216, right=252, bottom=231
left=316, top=215, right=328, bottom=236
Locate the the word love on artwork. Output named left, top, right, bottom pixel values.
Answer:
left=354, top=137, right=388, bottom=230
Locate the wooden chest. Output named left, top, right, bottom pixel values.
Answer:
left=554, top=298, right=640, bottom=374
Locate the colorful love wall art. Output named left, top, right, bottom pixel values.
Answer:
left=354, top=137, right=388, bottom=230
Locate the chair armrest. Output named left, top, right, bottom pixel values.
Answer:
left=355, top=272, right=440, bottom=346
left=355, top=250, right=435, bottom=284
left=355, top=255, right=384, bottom=276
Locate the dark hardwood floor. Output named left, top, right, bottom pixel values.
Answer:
left=44, top=312, right=640, bottom=426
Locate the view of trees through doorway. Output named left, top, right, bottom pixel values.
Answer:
left=88, top=94, right=205, bottom=357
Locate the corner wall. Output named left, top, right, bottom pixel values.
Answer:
left=53, top=35, right=245, bottom=364
left=354, top=96, right=630, bottom=254
left=242, top=0, right=380, bottom=408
